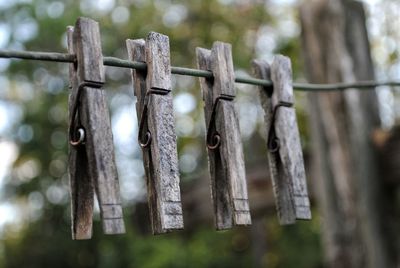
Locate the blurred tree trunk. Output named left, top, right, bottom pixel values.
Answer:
left=300, top=0, right=395, bottom=267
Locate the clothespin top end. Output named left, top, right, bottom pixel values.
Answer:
left=126, top=38, right=145, bottom=48
left=73, top=16, right=105, bottom=83
left=251, top=60, right=272, bottom=97
left=210, top=41, right=235, bottom=97
left=271, top=55, right=294, bottom=105
left=75, top=17, right=99, bottom=28
left=145, top=31, right=172, bottom=91
left=196, top=48, right=212, bottom=73
left=212, top=40, right=232, bottom=50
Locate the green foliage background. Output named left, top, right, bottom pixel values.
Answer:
left=0, top=0, right=324, bottom=267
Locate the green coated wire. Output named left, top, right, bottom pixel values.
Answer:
left=1, top=49, right=400, bottom=91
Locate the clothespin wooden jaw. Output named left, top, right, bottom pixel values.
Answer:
left=67, top=17, right=125, bottom=240
left=252, top=56, right=311, bottom=224
left=126, top=32, right=183, bottom=235
left=146, top=33, right=171, bottom=92
left=211, top=42, right=236, bottom=98
left=271, top=58, right=294, bottom=106
left=196, top=42, right=251, bottom=230
left=271, top=56, right=311, bottom=220
left=73, top=19, right=105, bottom=85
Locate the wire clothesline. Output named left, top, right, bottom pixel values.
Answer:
left=1, top=49, right=400, bottom=91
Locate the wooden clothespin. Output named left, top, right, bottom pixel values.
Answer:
left=126, top=32, right=184, bottom=234
left=67, top=17, right=125, bottom=239
left=196, top=42, right=251, bottom=230
left=252, top=56, right=311, bottom=224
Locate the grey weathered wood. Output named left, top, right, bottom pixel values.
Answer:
left=196, top=42, right=251, bottom=230
left=145, top=32, right=171, bottom=91
left=211, top=42, right=251, bottom=226
left=70, top=17, right=125, bottom=236
left=270, top=55, right=311, bottom=220
left=197, top=47, right=232, bottom=229
left=126, top=32, right=183, bottom=234
left=211, top=42, right=235, bottom=97
left=67, top=26, right=94, bottom=240
left=252, top=59, right=296, bottom=225
left=127, top=38, right=162, bottom=233
left=73, top=19, right=105, bottom=84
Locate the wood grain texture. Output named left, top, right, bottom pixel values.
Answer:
left=211, top=42, right=251, bottom=226
left=270, top=55, right=311, bottom=220
left=127, top=38, right=165, bottom=233
left=196, top=42, right=251, bottom=230
left=211, top=42, right=235, bottom=97
left=252, top=59, right=296, bottom=225
left=146, top=32, right=183, bottom=232
left=126, top=33, right=183, bottom=234
left=145, top=32, right=171, bottom=91
left=72, top=17, right=125, bottom=235
left=73, top=18, right=104, bottom=83
left=67, top=26, right=94, bottom=240
left=197, top=47, right=232, bottom=229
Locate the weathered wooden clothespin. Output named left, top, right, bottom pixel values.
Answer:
left=67, top=17, right=125, bottom=239
left=196, top=42, right=251, bottom=230
left=252, top=56, right=311, bottom=224
left=126, top=33, right=183, bottom=234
